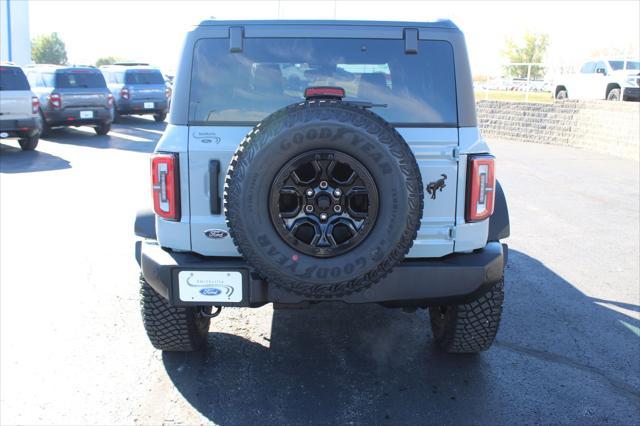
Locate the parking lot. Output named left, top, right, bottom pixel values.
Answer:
left=1, top=117, right=639, bottom=424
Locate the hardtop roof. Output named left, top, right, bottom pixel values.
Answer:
left=196, top=19, right=458, bottom=30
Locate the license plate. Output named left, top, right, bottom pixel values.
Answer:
left=80, top=110, right=93, bottom=119
left=178, top=271, right=243, bottom=302
left=144, top=102, right=154, bottom=109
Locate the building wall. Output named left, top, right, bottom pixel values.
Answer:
left=0, top=0, right=31, bottom=65
left=476, top=100, right=640, bottom=160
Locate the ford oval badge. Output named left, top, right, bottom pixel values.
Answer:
left=200, top=288, right=222, bottom=296
left=204, top=229, right=229, bottom=239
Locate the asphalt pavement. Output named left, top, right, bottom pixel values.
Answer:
left=1, top=117, right=639, bottom=425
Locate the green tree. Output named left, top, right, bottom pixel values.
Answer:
left=95, top=56, right=121, bottom=67
left=31, top=33, right=68, bottom=65
left=502, top=32, right=550, bottom=79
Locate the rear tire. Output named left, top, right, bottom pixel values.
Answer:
left=607, top=88, right=621, bottom=101
left=94, top=121, right=111, bottom=135
left=429, top=279, right=504, bottom=353
left=139, top=275, right=211, bottom=352
left=39, top=110, right=51, bottom=136
left=153, top=112, right=167, bottom=122
left=18, top=135, right=39, bottom=151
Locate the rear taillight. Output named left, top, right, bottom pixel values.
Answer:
left=165, top=87, right=171, bottom=99
left=49, top=93, right=61, bottom=109
left=107, top=93, right=114, bottom=107
left=466, top=155, right=495, bottom=222
left=120, top=87, right=130, bottom=100
left=151, top=153, right=180, bottom=221
left=31, top=96, right=40, bottom=114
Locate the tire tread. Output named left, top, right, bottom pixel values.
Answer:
left=429, top=279, right=504, bottom=353
left=139, top=275, right=210, bottom=351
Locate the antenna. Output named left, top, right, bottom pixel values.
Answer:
left=334, top=0, right=337, bottom=19
left=277, top=0, right=281, bottom=19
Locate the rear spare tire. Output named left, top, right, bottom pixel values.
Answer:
left=224, top=100, right=423, bottom=298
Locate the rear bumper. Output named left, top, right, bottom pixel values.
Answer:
left=116, top=99, right=168, bottom=114
left=0, top=117, right=41, bottom=138
left=137, top=240, right=507, bottom=308
left=623, top=87, right=640, bottom=102
left=44, top=108, right=112, bottom=126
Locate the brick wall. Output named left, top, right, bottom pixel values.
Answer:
left=476, top=100, right=640, bottom=160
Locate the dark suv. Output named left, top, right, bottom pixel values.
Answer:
left=135, top=20, right=510, bottom=355
left=100, top=63, right=170, bottom=122
left=24, top=65, right=113, bottom=135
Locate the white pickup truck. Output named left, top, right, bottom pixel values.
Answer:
left=553, top=59, right=640, bottom=101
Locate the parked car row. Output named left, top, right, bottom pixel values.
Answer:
left=475, top=78, right=552, bottom=93
left=0, top=62, right=170, bottom=151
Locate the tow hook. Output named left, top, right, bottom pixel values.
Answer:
left=200, top=306, right=222, bottom=318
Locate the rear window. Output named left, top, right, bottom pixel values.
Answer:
left=0, top=66, right=30, bottom=91
left=125, top=70, right=165, bottom=85
left=189, top=38, right=457, bottom=125
left=55, top=70, right=107, bottom=89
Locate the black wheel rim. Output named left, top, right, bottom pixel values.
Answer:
left=269, top=150, right=379, bottom=258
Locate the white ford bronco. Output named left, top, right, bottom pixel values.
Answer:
left=134, top=20, right=510, bottom=354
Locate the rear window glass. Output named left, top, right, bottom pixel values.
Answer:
left=0, top=67, right=30, bottom=91
left=189, top=38, right=457, bottom=125
left=55, top=70, right=106, bottom=89
left=125, top=70, right=165, bottom=85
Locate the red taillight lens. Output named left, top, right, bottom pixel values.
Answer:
left=107, top=93, right=114, bottom=107
left=120, top=87, right=130, bottom=100
left=151, top=153, right=180, bottom=221
left=49, top=93, right=61, bottom=109
left=466, top=155, right=495, bottom=222
left=31, top=96, right=40, bottom=114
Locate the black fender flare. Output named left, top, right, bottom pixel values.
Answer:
left=488, top=180, right=509, bottom=242
left=134, top=209, right=156, bottom=265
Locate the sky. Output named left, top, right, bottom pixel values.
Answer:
left=28, top=0, right=640, bottom=76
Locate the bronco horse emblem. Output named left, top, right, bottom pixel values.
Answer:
left=426, top=174, right=447, bottom=200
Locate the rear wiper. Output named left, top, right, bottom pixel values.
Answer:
left=345, top=100, right=388, bottom=108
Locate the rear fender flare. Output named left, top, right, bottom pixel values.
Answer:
left=488, top=180, right=509, bottom=242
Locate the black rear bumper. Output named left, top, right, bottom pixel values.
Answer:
left=44, top=108, right=112, bottom=126
left=116, top=99, right=168, bottom=115
left=623, top=87, right=640, bottom=102
left=137, top=240, right=507, bottom=308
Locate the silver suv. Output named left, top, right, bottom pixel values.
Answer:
left=135, top=20, right=510, bottom=355
left=24, top=65, right=113, bottom=135
left=100, top=63, right=170, bottom=122
left=0, top=63, right=41, bottom=150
